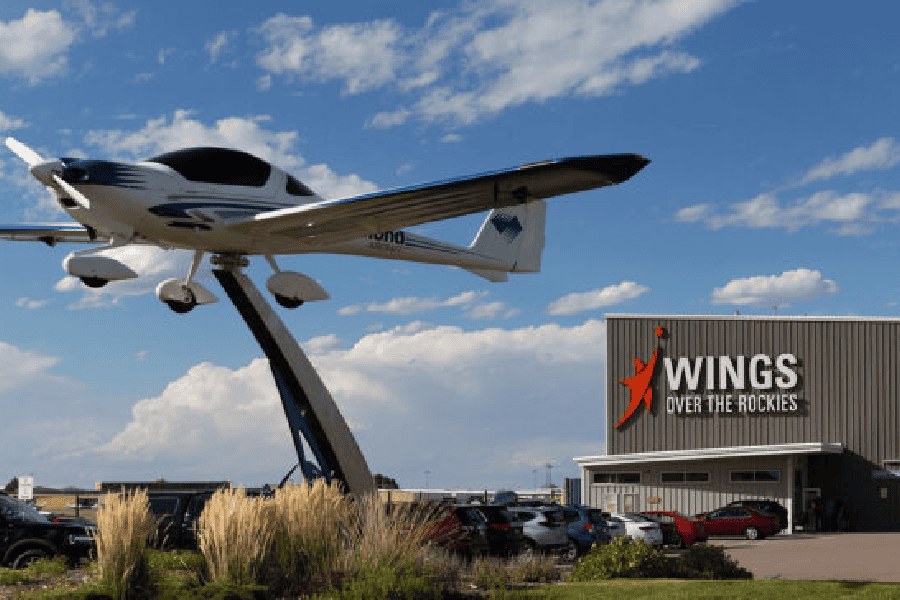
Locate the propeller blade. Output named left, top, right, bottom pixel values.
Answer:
left=51, top=173, right=91, bottom=210
left=5, top=137, right=45, bottom=167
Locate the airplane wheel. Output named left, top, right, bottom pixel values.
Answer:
left=274, top=294, right=304, bottom=309
left=165, top=287, right=196, bottom=314
left=80, top=277, right=109, bottom=288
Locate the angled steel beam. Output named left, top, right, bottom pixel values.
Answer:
left=211, top=255, right=374, bottom=495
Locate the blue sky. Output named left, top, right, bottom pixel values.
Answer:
left=1, top=0, right=899, bottom=491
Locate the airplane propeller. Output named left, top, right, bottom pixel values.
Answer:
left=5, top=138, right=90, bottom=209
left=5, top=137, right=43, bottom=166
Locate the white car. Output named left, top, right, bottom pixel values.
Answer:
left=611, top=513, right=664, bottom=547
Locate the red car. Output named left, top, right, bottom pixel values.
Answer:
left=698, top=506, right=781, bottom=540
left=641, top=511, right=707, bottom=548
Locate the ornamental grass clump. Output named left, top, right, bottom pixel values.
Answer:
left=266, top=479, right=353, bottom=594
left=94, top=489, right=157, bottom=599
left=198, top=487, right=275, bottom=586
left=343, top=496, right=436, bottom=571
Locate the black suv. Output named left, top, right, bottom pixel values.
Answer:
left=0, top=493, right=95, bottom=569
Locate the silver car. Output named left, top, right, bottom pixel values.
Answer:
left=506, top=506, right=569, bottom=557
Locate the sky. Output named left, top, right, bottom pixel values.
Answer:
left=1, top=0, right=899, bottom=492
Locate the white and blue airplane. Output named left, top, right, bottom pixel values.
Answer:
left=1, top=137, right=648, bottom=313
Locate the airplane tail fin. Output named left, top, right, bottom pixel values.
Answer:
left=465, top=200, right=546, bottom=281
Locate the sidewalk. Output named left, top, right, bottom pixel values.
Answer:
left=707, top=532, right=900, bottom=582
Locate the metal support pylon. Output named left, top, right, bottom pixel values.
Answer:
left=211, top=254, right=374, bottom=495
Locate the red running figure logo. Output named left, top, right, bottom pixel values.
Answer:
left=616, top=326, right=665, bottom=429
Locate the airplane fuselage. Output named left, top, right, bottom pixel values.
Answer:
left=55, top=159, right=512, bottom=271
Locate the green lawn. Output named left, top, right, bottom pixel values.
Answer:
left=518, top=580, right=900, bottom=599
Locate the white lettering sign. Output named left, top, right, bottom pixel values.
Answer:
left=663, top=353, right=798, bottom=392
left=666, top=393, right=800, bottom=415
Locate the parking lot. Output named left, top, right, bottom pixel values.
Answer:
left=704, top=532, right=900, bottom=582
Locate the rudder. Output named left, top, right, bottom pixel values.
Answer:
left=468, top=200, right=546, bottom=273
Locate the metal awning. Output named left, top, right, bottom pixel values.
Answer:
left=574, top=442, right=843, bottom=468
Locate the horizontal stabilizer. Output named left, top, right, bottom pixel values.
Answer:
left=464, top=268, right=509, bottom=282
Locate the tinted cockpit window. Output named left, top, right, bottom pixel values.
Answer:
left=286, top=174, right=315, bottom=196
left=148, top=148, right=271, bottom=187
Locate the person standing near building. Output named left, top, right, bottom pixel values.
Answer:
left=814, top=497, right=825, bottom=532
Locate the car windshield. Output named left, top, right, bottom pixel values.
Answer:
left=0, top=495, right=49, bottom=523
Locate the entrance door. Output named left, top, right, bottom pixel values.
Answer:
left=802, top=488, right=821, bottom=531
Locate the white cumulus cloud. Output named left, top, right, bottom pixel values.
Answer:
left=253, top=0, right=741, bottom=128
left=0, top=9, right=77, bottom=83
left=710, top=268, right=840, bottom=308
left=96, top=319, right=607, bottom=487
left=796, top=138, right=900, bottom=187
left=0, top=341, right=62, bottom=393
left=546, top=281, right=650, bottom=316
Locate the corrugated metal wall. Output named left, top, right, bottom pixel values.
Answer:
left=607, top=316, right=900, bottom=466
left=584, top=456, right=791, bottom=518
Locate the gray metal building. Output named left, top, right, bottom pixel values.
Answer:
left=575, top=315, right=900, bottom=532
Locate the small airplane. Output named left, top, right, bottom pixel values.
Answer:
left=1, top=137, right=648, bottom=313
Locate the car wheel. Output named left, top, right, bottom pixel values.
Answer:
left=12, top=548, right=51, bottom=570
left=518, top=540, right=537, bottom=561
left=744, top=526, right=760, bottom=540
left=561, top=540, right=578, bottom=562
left=672, top=533, right=684, bottom=549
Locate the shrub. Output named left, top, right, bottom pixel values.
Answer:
left=508, top=555, right=562, bottom=584
left=569, top=536, right=675, bottom=581
left=570, top=537, right=754, bottom=582
left=676, top=543, right=752, bottom=580
left=94, top=488, right=157, bottom=599
left=320, top=562, right=438, bottom=600
left=470, top=556, right=512, bottom=591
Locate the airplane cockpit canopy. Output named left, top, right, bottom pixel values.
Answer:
left=148, top=147, right=272, bottom=187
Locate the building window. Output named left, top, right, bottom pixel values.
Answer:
left=661, top=471, right=709, bottom=484
left=592, top=472, right=641, bottom=484
left=730, top=470, right=780, bottom=483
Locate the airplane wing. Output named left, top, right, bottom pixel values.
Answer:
left=228, top=154, right=649, bottom=245
left=0, top=224, right=104, bottom=245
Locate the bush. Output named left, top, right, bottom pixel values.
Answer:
left=508, top=555, right=561, bottom=584
left=318, top=562, right=438, bottom=600
left=570, top=536, right=675, bottom=581
left=676, top=543, right=752, bottom=580
left=94, top=489, right=157, bottom=599
left=570, top=537, right=753, bottom=582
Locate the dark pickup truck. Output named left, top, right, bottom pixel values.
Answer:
left=0, top=493, right=95, bottom=569
left=147, top=490, right=219, bottom=550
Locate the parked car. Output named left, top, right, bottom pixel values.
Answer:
left=600, top=512, right=627, bottom=539
left=697, top=506, right=781, bottom=540
left=0, top=493, right=96, bottom=569
left=473, top=505, right=524, bottom=557
left=406, top=504, right=490, bottom=559
left=640, top=511, right=707, bottom=548
left=146, top=490, right=216, bottom=550
left=610, top=512, right=664, bottom=547
left=560, top=505, right=610, bottom=559
left=506, top=506, right=569, bottom=558
left=725, top=499, right=788, bottom=531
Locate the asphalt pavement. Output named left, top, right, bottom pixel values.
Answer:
left=705, top=532, right=900, bottom=582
